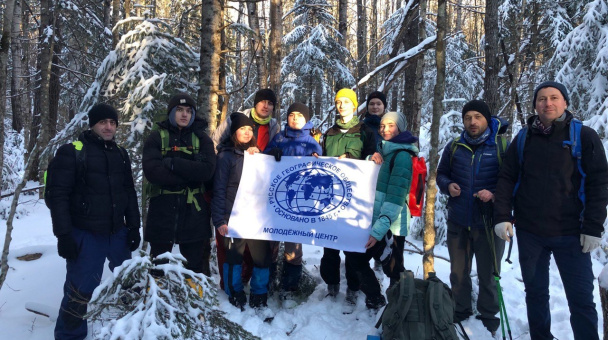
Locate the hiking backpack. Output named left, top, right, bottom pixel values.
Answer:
left=44, top=141, right=128, bottom=208
left=377, top=270, right=459, bottom=340
left=389, top=149, right=427, bottom=217
left=513, top=118, right=586, bottom=223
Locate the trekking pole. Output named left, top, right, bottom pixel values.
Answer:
left=504, top=237, right=514, bottom=264
left=479, top=200, right=513, bottom=340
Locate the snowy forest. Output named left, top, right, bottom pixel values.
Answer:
left=0, top=0, right=608, bottom=339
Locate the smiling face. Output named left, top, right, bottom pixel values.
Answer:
left=91, top=119, right=117, bottom=141
left=288, top=111, right=306, bottom=130
left=379, top=119, right=400, bottom=141
left=463, top=110, right=488, bottom=138
left=367, top=98, right=385, bottom=116
left=174, top=105, right=193, bottom=129
left=235, top=126, right=253, bottom=144
left=535, top=87, right=568, bottom=126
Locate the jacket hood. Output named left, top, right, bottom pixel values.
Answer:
left=157, top=117, right=208, bottom=135
left=284, top=121, right=314, bottom=137
left=389, top=130, right=419, bottom=144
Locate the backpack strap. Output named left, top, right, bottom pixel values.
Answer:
left=449, top=138, right=460, bottom=167
left=496, top=135, right=507, bottom=167
left=72, top=141, right=87, bottom=188
left=562, top=119, right=586, bottom=225
left=512, top=127, right=529, bottom=197
left=428, top=279, right=456, bottom=340
left=159, top=127, right=200, bottom=156
left=160, top=128, right=170, bottom=156
left=389, top=149, right=416, bottom=173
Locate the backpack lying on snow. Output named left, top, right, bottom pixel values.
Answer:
left=376, top=270, right=459, bottom=340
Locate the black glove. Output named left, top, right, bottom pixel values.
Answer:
left=270, top=148, right=282, bottom=162
left=162, top=157, right=174, bottom=170
left=57, top=234, right=78, bottom=260
left=127, top=228, right=141, bottom=251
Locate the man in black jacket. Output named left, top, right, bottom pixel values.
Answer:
left=493, top=81, right=608, bottom=340
left=48, top=103, right=141, bottom=340
left=143, top=93, right=216, bottom=276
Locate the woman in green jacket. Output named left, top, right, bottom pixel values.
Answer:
left=367, top=111, right=418, bottom=287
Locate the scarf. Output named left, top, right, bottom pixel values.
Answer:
left=336, top=115, right=360, bottom=130
left=463, top=127, right=491, bottom=145
left=251, top=108, right=271, bottom=125
left=531, top=116, right=553, bottom=135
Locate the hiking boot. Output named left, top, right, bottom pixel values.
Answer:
left=365, top=295, right=386, bottom=310
left=229, top=291, right=247, bottom=311
left=249, top=293, right=268, bottom=309
left=326, top=284, right=339, bottom=298
left=345, top=288, right=359, bottom=305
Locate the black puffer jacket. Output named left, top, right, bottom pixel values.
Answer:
left=143, top=119, right=216, bottom=243
left=47, top=130, right=140, bottom=236
left=211, top=146, right=245, bottom=228
left=494, top=112, right=608, bottom=237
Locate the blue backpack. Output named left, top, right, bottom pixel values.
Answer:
left=513, top=119, right=586, bottom=224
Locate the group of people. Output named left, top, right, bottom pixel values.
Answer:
left=46, top=80, right=608, bottom=340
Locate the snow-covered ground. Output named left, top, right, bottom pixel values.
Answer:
left=0, top=196, right=603, bottom=339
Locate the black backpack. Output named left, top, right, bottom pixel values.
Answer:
left=377, top=270, right=459, bottom=340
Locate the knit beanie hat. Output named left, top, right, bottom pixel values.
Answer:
left=367, top=91, right=387, bottom=108
left=254, top=89, right=277, bottom=107
left=88, top=103, right=119, bottom=127
left=533, top=81, right=570, bottom=109
left=287, top=102, right=310, bottom=122
left=335, top=88, right=358, bottom=109
left=381, top=111, right=407, bottom=132
left=167, top=93, right=196, bottom=115
left=230, top=112, right=255, bottom=136
left=462, top=99, right=491, bottom=125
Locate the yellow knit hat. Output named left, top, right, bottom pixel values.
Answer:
left=335, top=88, right=358, bottom=109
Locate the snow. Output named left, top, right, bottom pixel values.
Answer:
left=1, top=196, right=604, bottom=339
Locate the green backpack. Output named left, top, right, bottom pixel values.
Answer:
left=378, top=271, right=459, bottom=340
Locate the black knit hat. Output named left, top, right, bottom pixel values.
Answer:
left=462, top=99, right=491, bottom=125
left=254, top=89, right=277, bottom=107
left=167, top=93, right=196, bottom=115
left=230, top=112, right=255, bottom=136
left=367, top=91, right=387, bottom=108
left=533, top=81, right=570, bottom=109
left=88, top=103, right=119, bottom=127
left=287, top=102, right=310, bottom=122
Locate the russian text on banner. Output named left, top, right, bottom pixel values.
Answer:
left=227, top=153, right=380, bottom=253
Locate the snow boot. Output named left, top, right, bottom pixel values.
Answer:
left=326, top=284, right=339, bottom=299
left=342, top=288, right=359, bottom=314
left=365, top=294, right=386, bottom=310
left=229, top=291, right=247, bottom=311
left=249, top=293, right=268, bottom=309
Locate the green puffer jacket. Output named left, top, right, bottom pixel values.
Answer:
left=371, top=138, right=418, bottom=240
left=322, top=122, right=376, bottom=159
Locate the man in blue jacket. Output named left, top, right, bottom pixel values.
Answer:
left=436, top=100, right=507, bottom=335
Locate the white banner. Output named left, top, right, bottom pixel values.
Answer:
left=227, top=153, right=380, bottom=253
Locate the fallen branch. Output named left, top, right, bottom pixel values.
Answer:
left=1, top=185, right=43, bottom=199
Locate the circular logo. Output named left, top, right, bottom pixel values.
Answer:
left=274, top=167, right=346, bottom=216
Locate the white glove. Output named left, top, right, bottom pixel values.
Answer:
left=581, top=234, right=601, bottom=253
left=494, top=222, right=513, bottom=242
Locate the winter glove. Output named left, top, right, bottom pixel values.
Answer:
left=581, top=234, right=601, bottom=253
left=494, top=222, right=513, bottom=242
left=270, top=147, right=282, bottom=162
left=57, top=234, right=79, bottom=260
left=127, top=228, right=141, bottom=251
left=162, top=157, right=174, bottom=171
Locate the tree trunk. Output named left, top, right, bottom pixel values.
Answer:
left=37, top=0, right=57, bottom=180
left=483, top=0, right=500, bottom=115
left=268, top=0, right=282, bottom=122
left=10, top=0, right=24, bottom=133
left=424, top=0, right=446, bottom=279
left=412, top=0, right=427, bottom=136
left=124, top=0, right=132, bottom=18
left=370, top=0, right=378, bottom=90
left=402, top=1, right=421, bottom=135
left=455, top=0, right=462, bottom=32
left=199, top=0, right=222, bottom=129
left=0, top=0, right=17, bottom=187
left=247, top=1, right=268, bottom=89
left=112, top=0, right=121, bottom=48
left=22, top=6, right=32, bottom=152
left=337, top=0, right=348, bottom=89
left=103, top=0, right=112, bottom=29
left=356, top=0, right=367, bottom=100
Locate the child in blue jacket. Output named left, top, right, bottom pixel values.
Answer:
left=265, top=103, right=322, bottom=304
